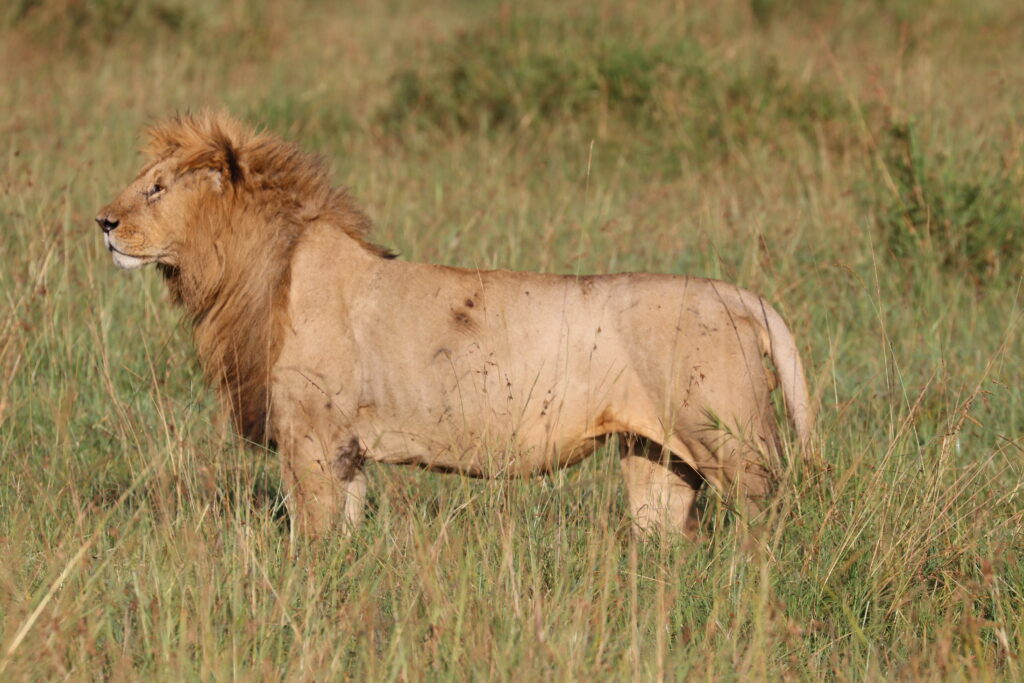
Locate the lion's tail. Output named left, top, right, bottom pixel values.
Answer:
left=733, top=288, right=814, bottom=448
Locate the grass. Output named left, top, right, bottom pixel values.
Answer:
left=1, top=0, right=1023, bottom=678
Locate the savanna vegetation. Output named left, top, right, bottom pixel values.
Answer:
left=1, top=0, right=1022, bottom=678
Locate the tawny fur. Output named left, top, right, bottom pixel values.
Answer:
left=97, top=111, right=813, bottom=539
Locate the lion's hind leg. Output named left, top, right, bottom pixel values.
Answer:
left=618, top=435, right=703, bottom=539
left=693, top=406, right=782, bottom=512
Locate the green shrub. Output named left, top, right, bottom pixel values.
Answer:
left=380, top=16, right=700, bottom=131
left=378, top=11, right=855, bottom=170
left=875, top=121, right=1023, bottom=282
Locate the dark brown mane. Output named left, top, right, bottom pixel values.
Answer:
left=146, top=111, right=393, bottom=443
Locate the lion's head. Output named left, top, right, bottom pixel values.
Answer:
left=95, top=114, right=247, bottom=270
left=96, top=111, right=389, bottom=273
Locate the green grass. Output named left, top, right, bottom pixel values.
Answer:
left=1, top=0, right=1022, bottom=678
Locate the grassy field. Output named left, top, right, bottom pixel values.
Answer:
left=1, top=0, right=1022, bottom=678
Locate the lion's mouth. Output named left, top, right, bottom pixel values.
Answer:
left=105, top=234, right=137, bottom=257
left=104, top=234, right=151, bottom=270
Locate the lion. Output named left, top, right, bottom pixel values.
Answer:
left=96, top=111, right=813, bottom=539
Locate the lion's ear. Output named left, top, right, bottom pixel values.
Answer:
left=211, top=133, right=245, bottom=186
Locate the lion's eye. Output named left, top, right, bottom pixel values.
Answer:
left=144, top=183, right=165, bottom=199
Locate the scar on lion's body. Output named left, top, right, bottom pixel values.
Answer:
left=333, top=437, right=364, bottom=481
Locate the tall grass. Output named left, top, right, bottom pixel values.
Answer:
left=1, top=0, right=1022, bottom=678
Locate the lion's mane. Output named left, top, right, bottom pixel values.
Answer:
left=146, top=112, right=392, bottom=443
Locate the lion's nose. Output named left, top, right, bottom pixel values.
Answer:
left=96, top=216, right=120, bottom=233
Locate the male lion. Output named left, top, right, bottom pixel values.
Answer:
left=96, top=112, right=812, bottom=539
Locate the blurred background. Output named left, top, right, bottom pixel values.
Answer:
left=1, top=0, right=1022, bottom=678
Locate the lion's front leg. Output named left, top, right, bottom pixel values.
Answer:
left=279, top=434, right=367, bottom=539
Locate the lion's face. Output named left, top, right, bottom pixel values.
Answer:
left=95, top=158, right=220, bottom=270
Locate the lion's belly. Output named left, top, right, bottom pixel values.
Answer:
left=355, top=409, right=612, bottom=477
